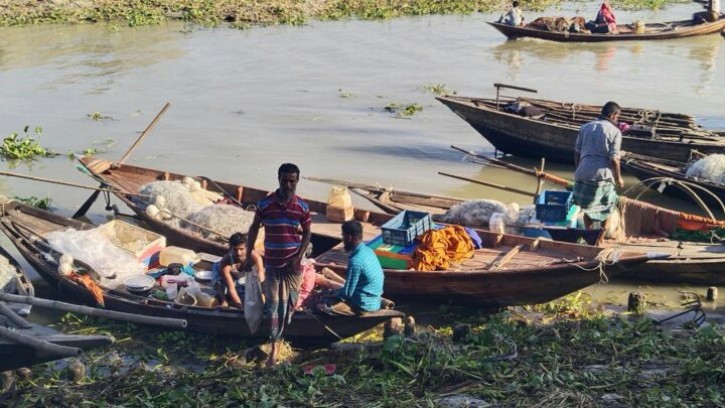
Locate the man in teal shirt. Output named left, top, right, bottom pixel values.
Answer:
left=325, top=220, right=384, bottom=315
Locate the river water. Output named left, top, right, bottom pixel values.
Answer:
left=1, top=3, right=723, bottom=311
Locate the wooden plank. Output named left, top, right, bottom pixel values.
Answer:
left=489, top=244, right=524, bottom=271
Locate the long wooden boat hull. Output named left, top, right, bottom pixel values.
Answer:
left=0, top=200, right=403, bottom=344
left=488, top=17, right=725, bottom=42
left=316, top=236, right=654, bottom=308
left=436, top=95, right=725, bottom=164
left=308, top=178, right=725, bottom=286
left=77, top=157, right=394, bottom=256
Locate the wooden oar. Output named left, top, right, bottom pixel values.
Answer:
left=438, top=171, right=536, bottom=198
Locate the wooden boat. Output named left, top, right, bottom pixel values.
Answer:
left=315, top=229, right=654, bottom=308
left=621, top=152, right=725, bottom=206
left=0, top=198, right=403, bottom=344
left=0, top=246, right=111, bottom=371
left=76, top=157, right=396, bottom=257
left=488, top=15, right=725, bottom=42
left=305, top=176, right=725, bottom=285
left=436, top=93, right=725, bottom=164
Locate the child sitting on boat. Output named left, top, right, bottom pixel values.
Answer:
left=498, top=1, right=525, bottom=27
left=212, top=232, right=264, bottom=308
left=295, top=244, right=345, bottom=310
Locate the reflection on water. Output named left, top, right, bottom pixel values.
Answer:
left=0, top=24, right=186, bottom=94
left=689, top=35, right=722, bottom=95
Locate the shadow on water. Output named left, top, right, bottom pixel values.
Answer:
left=341, top=143, right=468, bottom=163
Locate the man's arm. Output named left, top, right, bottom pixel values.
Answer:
left=292, top=225, right=312, bottom=272
left=222, top=265, right=242, bottom=306
left=245, top=217, right=262, bottom=270
left=339, top=261, right=361, bottom=301
left=611, top=156, right=624, bottom=189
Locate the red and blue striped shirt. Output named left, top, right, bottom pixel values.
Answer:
left=255, top=191, right=312, bottom=268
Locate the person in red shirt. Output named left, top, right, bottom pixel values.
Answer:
left=245, top=163, right=312, bottom=367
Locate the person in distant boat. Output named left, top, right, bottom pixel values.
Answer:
left=586, top=2, right=617, bottom=33
left=245, top=162, right=312, bottom=367
left=212, top=232, right=264, bottom=308
left=316, top=221, right=384, bottom=316
left=498, top=1, right=525, bottom=27
left=573, top=101, right=624, bottom=230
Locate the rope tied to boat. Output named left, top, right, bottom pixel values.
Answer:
left=637, top=109, right=661, bottom=126
left=561, top=102, right=581, bottom=120
left=570, top=247, right=620, bottom=284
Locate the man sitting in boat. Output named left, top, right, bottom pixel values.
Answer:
left=317, top=221, right=385, bottom=316
left=586, top=2, right=617, bottom=33
left=498, top=1, right=525, bottom=27
left=212, top=232, right=264, bottom=308
left=573, top=101, right=624, bottom=230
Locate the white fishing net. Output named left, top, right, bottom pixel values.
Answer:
left=441, top=199, right=534, bottom=228
left=137, top=180, right=254, bottom=240
left=138, top=181, right=205, bottom=220
left=185, top=204, right=256, bottom=240
left=685, top=154, right=725, bottom=185
left=46, top=227, right=146, bottom=287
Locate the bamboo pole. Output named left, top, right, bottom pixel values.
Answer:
left=451, top=145, right=573, bottom=188
left=0, top=326, right=82, bottom=357
left=0, top=293, right=188, bottom=329
left=0, top=171, right=127, bottom=194
left=438, top=172, right=535, bottom=197
left=117, top=102, right=170, bottom=165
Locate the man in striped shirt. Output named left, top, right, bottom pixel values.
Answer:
left=245, top=163, right=312, bottom=366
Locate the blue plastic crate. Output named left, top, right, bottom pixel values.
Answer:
left=381, top=210, right=432, bottom=247
left=536, top=191, right=573, bottom=222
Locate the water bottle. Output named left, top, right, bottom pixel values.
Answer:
left=165, top=279, right=178, bottom=300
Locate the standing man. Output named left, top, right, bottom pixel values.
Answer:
left=245, top=163, right=312, bottom=367
left=320, top=221, right=384, bottom=316
left=573, top=101, right=624, bottom=230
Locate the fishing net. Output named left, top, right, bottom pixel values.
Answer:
left=137, top=180, right=208, bottom=222
left=684, top=154, right=725, bottom=185
left=185, top=203, right=255, bottom=240
left=441, top=200, right=534, bottom=228
left=46, top=227, right=146, bottom=286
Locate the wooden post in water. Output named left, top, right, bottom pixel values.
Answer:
left=706, top=287, right=718, bottom=301
left=627, top=292, right=646, bottom=313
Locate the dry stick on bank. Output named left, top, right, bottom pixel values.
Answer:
left=0, top=293, right=188, bottom=329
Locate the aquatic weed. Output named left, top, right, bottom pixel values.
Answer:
left=1, top=126, right=56, bottom=160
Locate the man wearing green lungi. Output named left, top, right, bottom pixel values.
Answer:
left=573, top=101, right=624, bottom=229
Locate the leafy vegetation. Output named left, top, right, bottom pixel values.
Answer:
left=0, top=126, right=56, bottom=160
left=2, top=293, right=723, bottom=407
left=385, top=102, right=424, bottom=117
left=0, top=0, right=683, bottom=28
left=12, top=195, right=52, bottom=209
left=420, top=83, right=456, bottom=96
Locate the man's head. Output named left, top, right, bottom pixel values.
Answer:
left=512, top=1, right=520, bottom=7
left=229, top=232, right=246, bottom=259
left=341, top=220, right=363, bottom=252
left=601, top=101, right=621, bottom=122
left=277, top=163, right=300, bottom=199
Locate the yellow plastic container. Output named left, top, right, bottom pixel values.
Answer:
left=159, top=246, right=201, bottom=267
left=326, top=186, right=354, bottom=222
